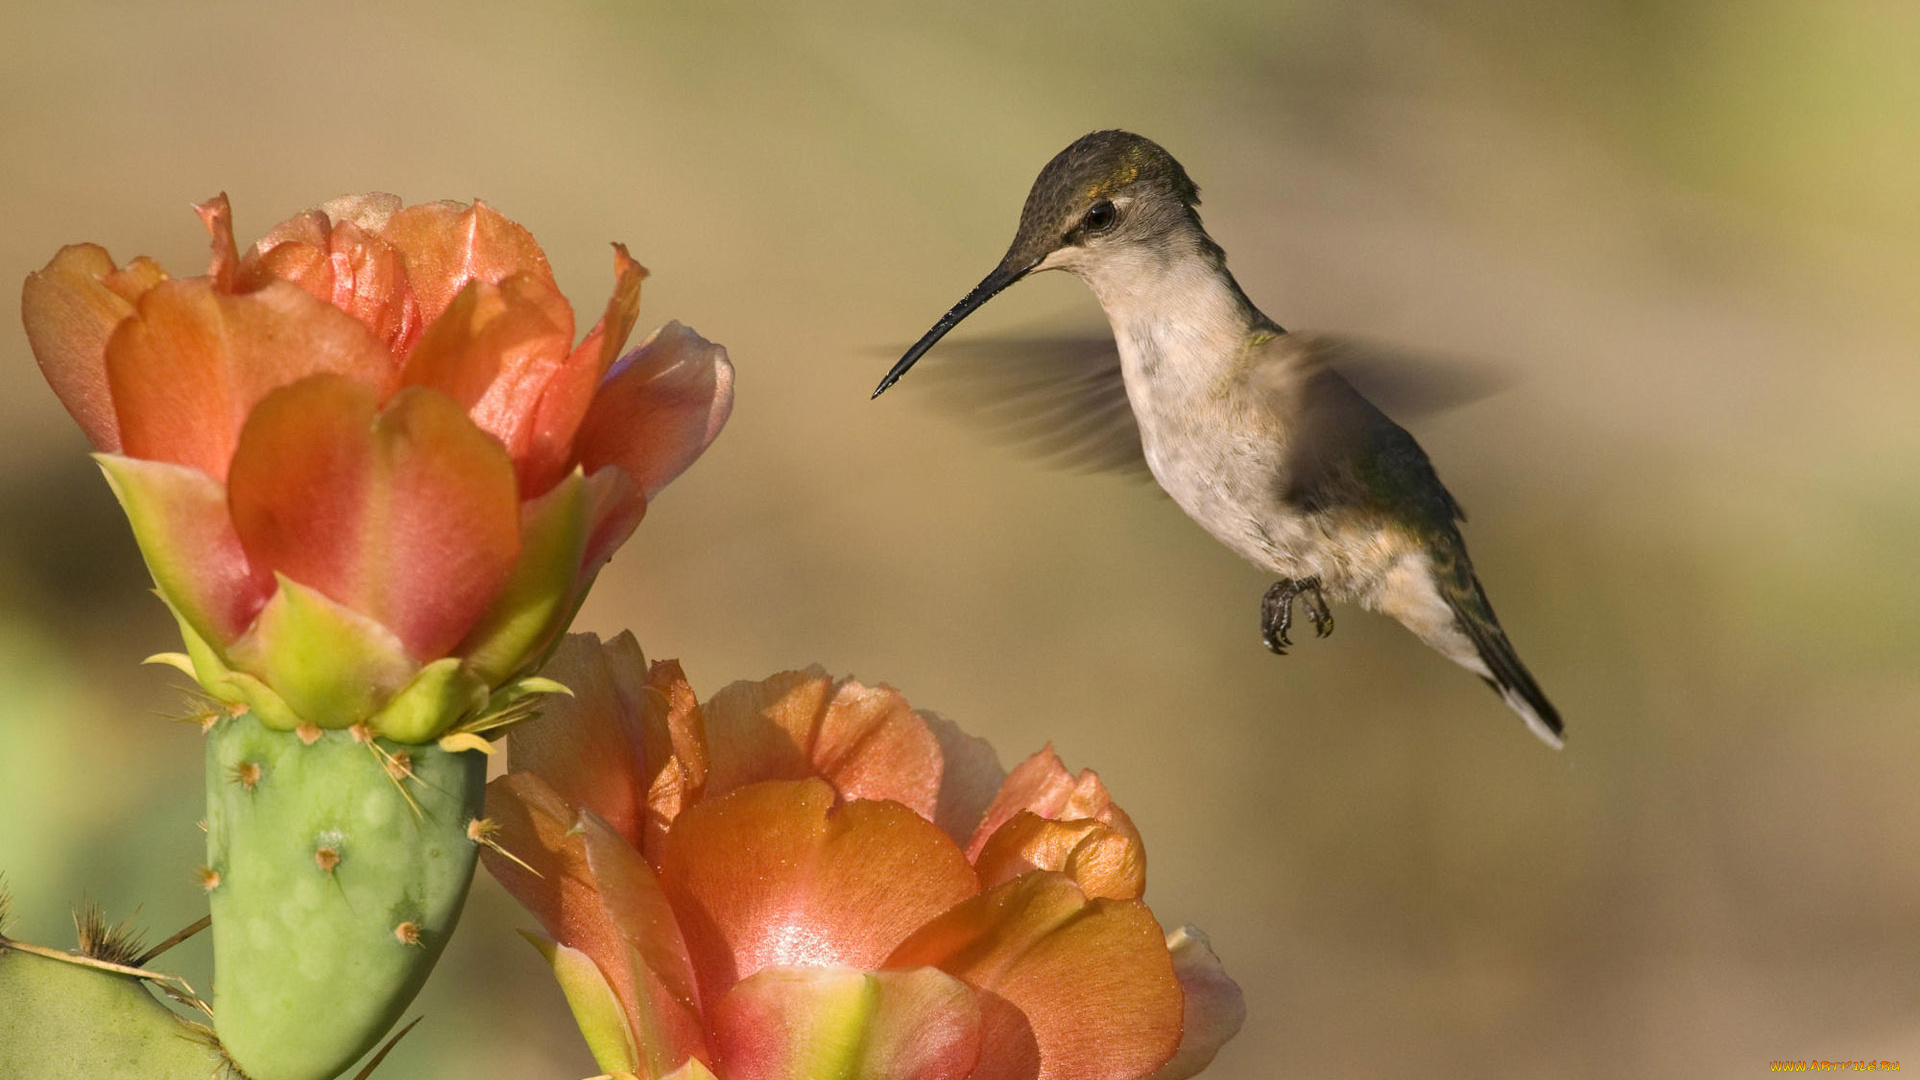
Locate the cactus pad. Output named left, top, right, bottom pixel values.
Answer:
left=0, top=945, right=229, bottom=1079
left=206, top=713, right=485, bottom=1080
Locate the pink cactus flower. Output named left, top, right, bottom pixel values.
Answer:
left=22, top=195, right=732, bottom=740
left=485, top=633, right=1244, bottom=1080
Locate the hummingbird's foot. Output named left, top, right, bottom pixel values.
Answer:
left=1302, top=581, right=1334, bottom=639
left=1259, top=576, right=1320, bottom=653
left=1262, top=577, right=1330, bottom=653
left=1260, top=581, right=1293, bottom=653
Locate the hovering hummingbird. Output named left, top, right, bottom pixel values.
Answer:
left=873, top=130, right=1563, bottom=746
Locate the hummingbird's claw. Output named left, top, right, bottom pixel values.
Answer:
left=1263, top=577, right=1331, bottom=654
left=1261, top=579, right=1297, bottom=654
left=1303, top=583, right=1335, bottom=639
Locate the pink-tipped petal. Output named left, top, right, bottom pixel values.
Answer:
left=103, top=279, right=395, bottom=482
left=713, top=966, right=982, bottom=1080
left=94, top=454, right=271, bottom=649
left=22, top=244, right=168, bottom=451
left=886, top=873, right=1184, bottom=1080
left=701, top=671, right=944, bottom=818
left=381, top=199, right=554, bottom=328
left=226, top=376, right=521, bottom=660
left=576, top=320, right=734, bottom=502
left=580, top=464, right=645, bottom=575
left=657, top=780, right=979, bottom=1008
left=1148, top=927, right=1245, bottom=1080
left=400, top=273, right=575, bottom=460
left=520, top=244, right=648, bottom=497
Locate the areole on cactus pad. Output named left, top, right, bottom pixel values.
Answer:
left=21, top=194, right=735, bottom=1080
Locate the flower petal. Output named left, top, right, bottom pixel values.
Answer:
left=580, top=811, right=707, bottom=1075
left=506, top=631, right=652, bottom=844
left=103, top=279, right=394, bottom=481
left=483, top=773, right=647, bottom=1028
left=400, top=273, right=575, bottom=464
left=381, top=199, right=554, bottom=328
left=713, top=966, right=982, bottom=1080
left=701, top=671, right=942, bottom=819
left=193, top=194, right=241, bottom=291
left=657, top=780, right=979, bottom=1006
left=21, top=244, right=167, bottom=451
left=519, top=244, right=648, bottom=497
left=575, top=320, right=734, bottom=502
left=886, top=872, right=1184, bottom=1080
left=581, top=464, right=645, bottom=574
left=639, top=658, right=711, bottom=860
left=240, top=202, right=421, bottom=354
left=972, top=811, right=1145, bottom=901
left=226, top=376, right=522, bottom=661
left=922, top=711, right=1007, bottom=847
left=223, top=574, right=421, bottom=729
left=522, top=933, right=641, bottom=1077
left=969, top=747, right=1141, bottom=871
left=485, top=774, right=712, bottom=1075
left=1148, top=927, right=1245, bottom=1080
left=662, top=1059, right=721, bottom=1080
left=94, top=454, right=271, bottom=648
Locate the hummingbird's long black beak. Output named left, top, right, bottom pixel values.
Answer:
left=872, top=257, right=1037, bottom=399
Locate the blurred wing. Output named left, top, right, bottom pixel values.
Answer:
left=887, top=330, right=1513, bottom=491
left=1262, top=333, right=1469, bottom=530
left=899, top=335, right=1152, bottom=479
left=1286, top=333, right=1516, bottom=420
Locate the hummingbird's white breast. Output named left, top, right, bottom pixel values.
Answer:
left=1069, top=248, right=1407, bottom=600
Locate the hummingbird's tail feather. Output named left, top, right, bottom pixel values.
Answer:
left=1440, top=573, right=1563, bottom=748
left=1371, top=548, right=1564, bottom=747
left=1443, top=584, right=1566, bottom=745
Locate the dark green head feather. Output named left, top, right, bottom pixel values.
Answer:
left=1002, top=130, right=1210, bottom=271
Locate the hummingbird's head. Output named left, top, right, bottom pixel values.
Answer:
left=874, top=130, right=1208, bottom=398
left=1005, top=129, right=1205, bottom=277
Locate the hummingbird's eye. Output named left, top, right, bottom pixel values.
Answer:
left=1081, top=199, right=1118, bottom=235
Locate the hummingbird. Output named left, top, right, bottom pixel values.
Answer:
left=872, top=130, right=1563, bottom=746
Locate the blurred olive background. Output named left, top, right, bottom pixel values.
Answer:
left=4, top=1, right=1917, bottom=1076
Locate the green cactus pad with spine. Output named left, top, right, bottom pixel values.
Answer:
left=0, top=945, right=230, bottom=1079
left=206, top=713, right=485, bottom=1080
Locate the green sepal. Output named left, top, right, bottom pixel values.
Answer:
left=368, top=657, right=490, bottom=743
left=520, top=931, right=639, bottom=1076
left=456, top=470, right=590, bottom=686
left=94, top=453, right=240, bottom=662
left=150, top=595, right=299, bottom=729
left=226, top=576, right=419, bottom=730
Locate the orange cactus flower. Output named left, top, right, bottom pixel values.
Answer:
left=483, top=633, right=1244, bottom=1080
left=21, top=195, right=733, bottom=741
